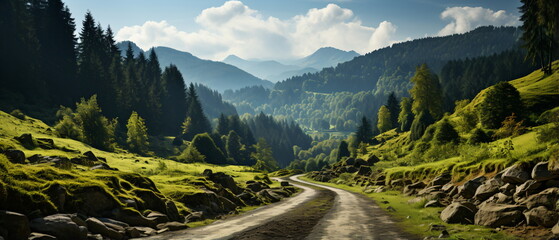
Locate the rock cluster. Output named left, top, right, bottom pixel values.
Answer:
left=0, top=163, right=295, bottom=240
left=307, top=155, right=379, bottom=182
left=383, top=160, right=559, bottom=234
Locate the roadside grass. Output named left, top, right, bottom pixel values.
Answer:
left=300, top=176, right=517, bottom=240
left=378, top=128, right=549, bottom=185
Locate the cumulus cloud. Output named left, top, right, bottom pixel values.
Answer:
left=116, top=1, right=397, bottom=60
left=438, top=6, right=520, bottom=36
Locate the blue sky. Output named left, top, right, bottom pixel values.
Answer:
left=64, top=0, right=522, bottom=60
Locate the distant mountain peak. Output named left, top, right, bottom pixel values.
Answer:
left=223, top=54, right=244, bottom=62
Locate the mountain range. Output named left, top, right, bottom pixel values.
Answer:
left=116, top=41, right=273, bottom=92
left=223, top=47, right=360, bottom=82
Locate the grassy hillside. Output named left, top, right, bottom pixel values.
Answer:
left=0, top=110, right=275, bottom=219
left=366, top=61, right=559, bottom=183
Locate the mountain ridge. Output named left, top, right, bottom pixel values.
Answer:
left=223, top=47, right=359, bottom=82
left=116, top=41, right=274, bottom=92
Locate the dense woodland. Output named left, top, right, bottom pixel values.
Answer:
left=0, top=0, right=313, bottom=171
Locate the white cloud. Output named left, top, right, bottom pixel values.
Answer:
left=438, top=6, right=520, bottom=36
left=116, top=1, right=397, bottom=60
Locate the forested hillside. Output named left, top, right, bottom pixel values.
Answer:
left=274, top=26, right=523, bottom=95
left=224, top=26, right=535, bottom=134
left=194, top=84, right=238, bottom=120
left=116, top=42, right=274, bottom=92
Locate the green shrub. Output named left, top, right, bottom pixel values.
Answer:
left=433, top=119, right=460, bottom=144
left=493, top=113, right=526, bottom=139
left=420, top=125, right=436, bottom=142
left=423, top=144, right=460, bottom=162
left=10, top=109, right=25, bottom=120
left=126, top=111, right=150, bottom=154
left=477, top=82, right=523, bottom=129
left=410, top=111, right=434, bottom=141
left=54, top=115, right=82, bottom=140
left=537, top=112, right=559, bottom=143
left=468, top=128, right=491, bottom=144
left=74, top=96, right=117, bottom=150
left=190, top=133, right=227, bottom=165
left=178, top=145, right=206, bottom=163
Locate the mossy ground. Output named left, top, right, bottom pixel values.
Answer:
left=301, top=176, right=517, bottom=240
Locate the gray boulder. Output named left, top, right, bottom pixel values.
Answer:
left=146, top=211, right=169, bottom=224
left=429, top=173, right=451, bottom=187
left=523, top=206, right=558, bottom=227
left=131, top=226, right=157, bottom=236
left=403, top=182, right=426, bottom=196
left=357, top=166, right=371, bottom=176
left=184, top=211, right=204, bottom=223
left=474, top=178, right=504, bottom=201
left=513, top=180, right=542, bottom=202
left=28, top=232, right=57, bottom=240
left=522, top=187, right=559, bottom=210
left=165, top=200, right=182, bottom=222
left=208, top=172, right=242, bottom=194
left=3, top=149, right=25, bottom=164
left=474, top=203, right=525, bottom=227
left=440, top=202, right=476, bottom=224
left=246, top=181, right=269, bottom=192
left=458, top=176, right=486, bottom=199
left=498, top=183, right=516, bottom=195
left=86, top=217, right=124, bottom=240
left=111, top=208, right=157, bottom=228
left=0, top=210, right=30, bottom=240
left=30, top=214, right=87, bottom=240
left=156, top=221, right=188, bottom=231
left=501, top=165, right=530, bottom=184
left=424, top=200, right=443, bottom=208
left=482, top=192, right=513, bottom=205
left=553, top=221, right=559, bottom=235
left=531, top=161, right=558, bottom=181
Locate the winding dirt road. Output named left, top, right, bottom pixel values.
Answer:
left=139, top=175, right=416, bottom=240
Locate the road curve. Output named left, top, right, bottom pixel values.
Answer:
left=138, top=175, right=415, bottom=240
left=137, top=177, right=318, bottom=240
left=292, top=175, right=416, bottom=240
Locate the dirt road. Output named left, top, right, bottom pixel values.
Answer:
left=138, top=175, right=416, bottom=240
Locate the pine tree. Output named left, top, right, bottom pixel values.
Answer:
left=355, top=116, right=374, bottom=144
left=386, top=92, right=400, bottom=128
left=0, top=0, right=44, bottom=108
left=252, top=138, right=279, bottom=172
left=183, top=83, right=211, bottom=140
left=226, top=130, right=242, bottom=163
left=216, top=113, right=229, bottom=136
left=126, top=111, right=149, bottom=154
left=377, top=105, right=392, bottom=133
left=32, top=0, right=78, bottom=106
left=520, top=0, right=558, bottom=74
left=161, top=65, right=188, bottom=135
left=398, top=97, right=414, bottom=132
left=336, top=140, right=350, bottom=161
left=410, top=64, right=443, bottom=119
